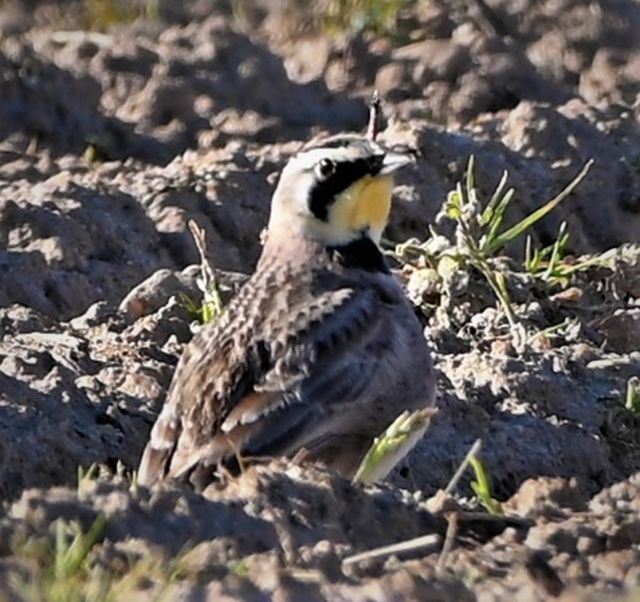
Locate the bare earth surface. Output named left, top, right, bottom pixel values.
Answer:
left=0, top=1, right=640, bottom=600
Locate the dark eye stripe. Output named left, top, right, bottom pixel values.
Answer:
left=308, top=156, right=384, bottom=221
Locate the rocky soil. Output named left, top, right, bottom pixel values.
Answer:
left=0, top=0, right=639, bottom=600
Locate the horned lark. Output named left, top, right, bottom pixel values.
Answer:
left=138, top=133, right=436, bottom=490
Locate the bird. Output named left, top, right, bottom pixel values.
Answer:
left=137, top=132, right=436, bottom=490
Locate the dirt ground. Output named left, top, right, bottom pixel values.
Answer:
left=0, top=1, right=639, bottom=600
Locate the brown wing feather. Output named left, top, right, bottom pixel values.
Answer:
left=137, top=244, right=397, bottom=488
left=137, top=403, right=180, bottom=486
left=220, top=391, right=282, bottom=432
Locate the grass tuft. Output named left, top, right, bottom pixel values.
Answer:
left=393, top=156, right=598, bottom=341
left=77, top=463, right=100, bottom=492
left=10, top=516, right=108, bottom=602
left=324, top=0, right=405, bottom=36
left=8, top=516, right=200, bottom=601
left=182, top=220, right=224, bottom=326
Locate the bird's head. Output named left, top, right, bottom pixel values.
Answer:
left=268, top=135, right=414, bottom=247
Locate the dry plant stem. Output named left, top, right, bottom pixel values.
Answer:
left=587, top=356, right=637, bottom=369
left=188, top=220, right=217, bottom=289
left=188, top=219, right=223, bottom=320
left=342, top=533, right=442, bottom=567
left=341, top=511, right=526, bottom=569
left=367, top=90, right=382, bottom=141
left=444, top=438, right=482, bottom=495
left=436, top=512, right=459, bottom=575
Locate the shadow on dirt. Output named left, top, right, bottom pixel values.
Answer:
left=0, top=26, right=368, bottom=164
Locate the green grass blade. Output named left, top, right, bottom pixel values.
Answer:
left=465, top=155, right=476, bottom=197
left=63, top=515, right=108, bottom=578
left=469, top=456, right=490, bottom=494
left=482, top=187, right=515, bottom=251
left=481, top=170, right=509, bottom=226
left=54, top=520, right=68, bottom=579
left=353, top=409, right=435, bottom=484
left=469, top=456, right=502, bottom=515
left=485, top=160, right=593, bottom=255
left=524, top=235, right=533, bottom=271
left=543, top=221, right=568, bottom=279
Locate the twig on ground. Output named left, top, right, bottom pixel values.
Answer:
left=428, top=438, right=483, bottom=513
left=342, top=533, right=442, bottom=567
left=188, top=220, right=218, bottom=295
left=436, top=512, right=459, bottom=575
left=445, top=438, right=482, bottom=495
left=188, top=219, right=223, bottom=323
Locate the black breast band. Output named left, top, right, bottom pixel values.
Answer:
left=328, top=237, right=390, bottom=273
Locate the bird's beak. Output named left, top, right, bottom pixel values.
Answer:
left=379, top=150, right=416, bottom=175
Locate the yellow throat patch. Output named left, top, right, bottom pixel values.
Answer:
left=330, top=175, right=394, bottom=237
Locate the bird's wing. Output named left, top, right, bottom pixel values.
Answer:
left=137, top=281, right=393, bottom=488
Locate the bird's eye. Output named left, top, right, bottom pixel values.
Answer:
left=316, top=158, right=335, bottom=179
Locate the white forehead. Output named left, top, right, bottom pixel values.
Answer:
left=285, top=139, right=386, bottom=172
